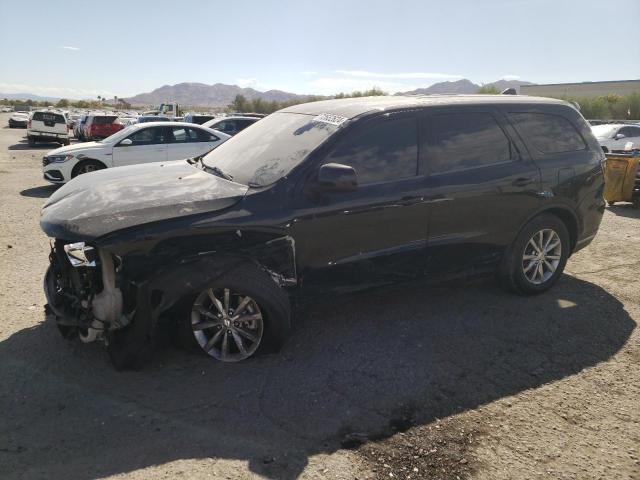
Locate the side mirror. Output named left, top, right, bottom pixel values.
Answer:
left=119, top=138, right=133, bottom=146
left=614, top=133, right=626, bottom=140
left=317, top=163, right=358, bottom=192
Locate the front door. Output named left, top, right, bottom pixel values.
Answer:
left=290, top=113, right=430, bottom=294
left=112, top=126, right=168, bottom=167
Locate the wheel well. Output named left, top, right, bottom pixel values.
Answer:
left=544, top=208, right=578, bottom=251
left=71, top=158, right=107, bottom=177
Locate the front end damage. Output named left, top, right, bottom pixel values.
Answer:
left=44, top=239, right=131, bottom=344
left=44, top=233, right=298, bottom=369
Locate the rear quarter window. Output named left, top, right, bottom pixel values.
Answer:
left=509, top=112, right=586, bottom=154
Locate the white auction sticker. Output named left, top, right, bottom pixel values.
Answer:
left=312, top=113, right=349, bottom=126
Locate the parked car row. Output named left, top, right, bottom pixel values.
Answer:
left=39, top=94, right=607, bottom=370
left=42, top=121, right=230, bottom=183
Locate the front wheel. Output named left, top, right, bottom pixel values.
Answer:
left=178, top=263, right=291, bottom=362
left=71, top=160, right=105, bottom=178
left=499, top=213, right=570, bottom=295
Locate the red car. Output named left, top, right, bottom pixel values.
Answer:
left=83, top=115, right=123, bottom=140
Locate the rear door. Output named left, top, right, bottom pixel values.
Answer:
left=112, top=126, right=168, bottom=166
left=31, top=112, right=67, bottom=135
left=164, top=126, right=205, bottom=160
left=420, top=108, right=541, bottom=275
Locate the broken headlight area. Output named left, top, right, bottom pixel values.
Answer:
left=45, top=239, right=131, bottom=344
left=63, top=241, right=97, bottom=267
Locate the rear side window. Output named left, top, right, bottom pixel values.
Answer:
left=619, top=126, right=640, bottom=138
left=93, top=116, right=118, bottom=124
left=421, top=112, right=515, bottom=174
left=194, top=128, right=219, bottom=142
left=324, top=117, right=418, bottom=184
left=509, top=112, right=586, bottom=154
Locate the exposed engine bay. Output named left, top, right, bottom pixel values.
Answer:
left=44, top=240, right=131, bottom=344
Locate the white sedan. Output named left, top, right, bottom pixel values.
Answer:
left=43, top=122, right=230, bottom=184
left=591, top=123, right=640, bottom=152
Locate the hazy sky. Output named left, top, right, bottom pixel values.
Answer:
left=1, top=0, right=638, bottom=99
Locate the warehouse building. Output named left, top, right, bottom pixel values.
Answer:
left=521, top=79, right=640, bottom=98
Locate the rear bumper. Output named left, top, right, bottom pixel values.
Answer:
left=29, top=130, right=70, bottom=139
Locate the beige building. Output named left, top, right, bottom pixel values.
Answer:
left=521, top=80, right=640, bottom=98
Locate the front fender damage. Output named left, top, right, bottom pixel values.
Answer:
left=106, top=235, right=297, bottom=369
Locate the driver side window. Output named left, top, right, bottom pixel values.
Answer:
left=126, top=127, right=163, bottom=146
left=323, top=117, right=418, bottom=185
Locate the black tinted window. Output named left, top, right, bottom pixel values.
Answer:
left=194, top=128, right=218, bottom=142
left=325, top=117, right=417, bottom=184
left=125, top=127, right=163, bottom=145
left=619, top=126, right=640, bottom=138
left=33, top=112, right=65, bottom=123
left=236, top=119, right=257, bottom=130
left=422, top=113, right=514, bottom=174
left=510, top=112, right=586, bottom=154
left=93, top=116, right=118, bottom=124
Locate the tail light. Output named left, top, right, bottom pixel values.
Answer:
left=27, top=119, right=32, bottom=129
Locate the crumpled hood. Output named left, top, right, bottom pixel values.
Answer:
left=41, top=160, right=248, bottom=241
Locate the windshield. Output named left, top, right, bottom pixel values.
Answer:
left=202, top=112, right=339, bottom=186
left=591, top=124, right=617, bottom=138
left=100, top=124, right=139, bottom=144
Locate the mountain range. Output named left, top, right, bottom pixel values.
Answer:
left=122, top=79, right=533, bottom=107
left=401, top=79, right=533, bottom=95
left=1, top=78, right=534, bottom=107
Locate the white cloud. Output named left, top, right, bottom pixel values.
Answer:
left=502, top=75, right=520, bottom=81
left=60, top=46, right=79, bottom=51
left=0, top=82, right=121, bottom=99
left=301, top=71, right=318, bottom=76
left=336, top=70, right=462, bottom=80
left=237, top=78, right=259, bottom=88
left=309, top=77, right=416, bottom=95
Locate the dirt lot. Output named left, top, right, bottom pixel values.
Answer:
left=0, top=112, right=638, bottom=480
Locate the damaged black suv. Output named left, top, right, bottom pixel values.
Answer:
left=41, top=95, right=605, bottom=369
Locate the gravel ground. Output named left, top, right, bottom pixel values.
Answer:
left=0, top=112, right=638, bottom=480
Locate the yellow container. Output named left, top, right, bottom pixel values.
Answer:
left=604, top=154, right=639, bottom=204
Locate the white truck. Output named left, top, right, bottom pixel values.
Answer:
left=142, top=102, right=183, bottom=119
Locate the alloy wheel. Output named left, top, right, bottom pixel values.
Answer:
left=191, top=288, right=264, bottom=362
left=522, top=229, right=562, bottom=285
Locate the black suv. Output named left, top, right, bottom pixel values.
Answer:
left=41, top=95, right=605, bottom=369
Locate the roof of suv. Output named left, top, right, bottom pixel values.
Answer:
left=282, top=94, right=571, bottom=120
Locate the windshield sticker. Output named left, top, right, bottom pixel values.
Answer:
left=312, top=113, right=349, bottom=126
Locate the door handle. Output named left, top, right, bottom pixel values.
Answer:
left=512, top=177, right=536, bottom=187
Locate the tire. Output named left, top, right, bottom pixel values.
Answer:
left=27, top=136, right=35, bottom=146
left=176, top=262, right=291, bottom=362
left=71, top=159, right=105, bottom=178
left=498, top=213, right=570, bottom=295
left=61, top=139, right=70, bottom=146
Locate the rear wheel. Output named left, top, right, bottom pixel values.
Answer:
left=71, top=160, right=105, bottom=178
left=499, top=213, right=570, bottom=295
left=178, top=263, right=291, bottom=362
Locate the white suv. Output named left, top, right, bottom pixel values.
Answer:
left=28, top=110, right=70, bottom=146
left=42, top=121, right=230, bottom=184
